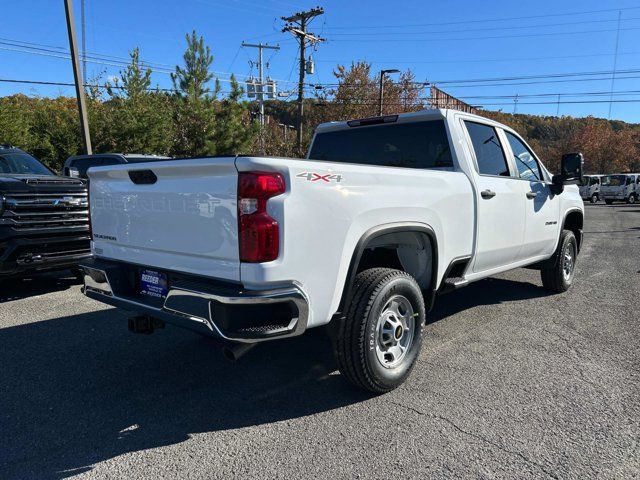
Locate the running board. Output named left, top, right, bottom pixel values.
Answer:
left=438, top=256, right=472, bottom=294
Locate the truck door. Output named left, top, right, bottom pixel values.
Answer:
left=463, top=120, right=526, bottom=273
left=502, top=130, right=560, bottom=260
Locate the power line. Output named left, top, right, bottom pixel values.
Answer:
left=327, top=26, right=640, bottom=43
left=326, top=15, right=640, bottom=37
left=326, top=6, right=640, bottom=30
left=315, top=51, right=640, bottom=66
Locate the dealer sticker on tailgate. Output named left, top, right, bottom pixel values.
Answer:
left=140, top=269, right=169, bottom=298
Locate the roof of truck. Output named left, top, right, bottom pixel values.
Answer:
left=314, top=108, right=501, bottom=134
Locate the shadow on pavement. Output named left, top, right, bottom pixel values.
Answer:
left=0, top=271, right=80, bottom=303
left=0, top=276, right=550, bottom=479
left=429, top=276, right=551, bottom=323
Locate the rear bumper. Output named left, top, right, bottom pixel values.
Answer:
left=80, top=257, right=309, bottom=343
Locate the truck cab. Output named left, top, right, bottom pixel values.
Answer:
left=602, top=174, right=640, bottom=204
left=579, top=175, right=603, bottom=203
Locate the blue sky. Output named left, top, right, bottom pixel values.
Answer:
left=3, top=0, right=640, bottom=121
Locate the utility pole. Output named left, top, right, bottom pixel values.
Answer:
left=64, top=0, right=92, bottom=155
left=556, top=94, right=561, bottom=117
left=81, top=0, right=87, bottom=86
left=282, top=7, right=325, bottom=151
left=378, top=69, right=400, bottom=116
left=513, top=94, right=519, bottom=114
left=608, top=10, right=622, bottom=119
left=242, top=42, right=280, bottom=129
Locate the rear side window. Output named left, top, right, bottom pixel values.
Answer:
left=308, top=120, right=453, bottom=169
left=464, top=121, right=510, bottom=177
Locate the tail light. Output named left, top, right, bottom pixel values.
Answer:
left=238, top=172, right=285, bottom=262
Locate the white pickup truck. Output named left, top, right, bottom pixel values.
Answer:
left=81, top=109, right=585, bottom=392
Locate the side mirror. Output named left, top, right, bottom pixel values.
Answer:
left=550, top=153, right=584, bottom=195
left=560, top=152, right=584, bottom=185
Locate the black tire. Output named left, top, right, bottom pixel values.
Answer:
left=627, top=194, right=637, bottom=204
left=590, top=193, right=598, bottom=204
left=541, top=230, right=577, bottom=293
left=334, top=268, right=425, bottom=393
left=605, top=199, right=613, bottom=205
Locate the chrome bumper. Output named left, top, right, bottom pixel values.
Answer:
left=81, top=263, right=309, bottom=344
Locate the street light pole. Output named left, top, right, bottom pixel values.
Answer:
left=379, top=69, right=400, bottom=116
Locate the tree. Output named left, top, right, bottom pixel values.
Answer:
left=170, top=31, right=219, bottom=157
left=117, top=48, right=152, bottom=99
left=171, top=30, right=215, bottom=100
left=212, top=75, right=255, bottom=155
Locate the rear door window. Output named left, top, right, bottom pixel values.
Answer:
left=464, top=121, right=510, bottom=177
left=308, top=120, right=453, bottom=169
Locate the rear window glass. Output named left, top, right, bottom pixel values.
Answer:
left=308, top=120, right=453, bottom=169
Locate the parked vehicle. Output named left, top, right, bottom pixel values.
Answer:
left=62, top=153, right=171, bottom=179
left=80, top=109, right=585, bottom=392
left=601, top=173, right=640, bottom=204
left=0, top=145, right=90, bottom=278
left=579, top=174, right=604, bottom=203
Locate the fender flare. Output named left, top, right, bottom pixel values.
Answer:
left=336, top=222, right=439, bottom=315
left=560, top=207, right=584, bottom=253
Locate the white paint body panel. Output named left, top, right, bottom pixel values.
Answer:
left=87, top=109, right=584, bottom=331
left=89, top=158, right=239, bottom=280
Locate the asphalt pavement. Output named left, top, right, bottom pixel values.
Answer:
left=0, top=204, right=638, bottom=479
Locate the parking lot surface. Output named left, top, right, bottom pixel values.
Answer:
left=1, top=204, right=638, bottom=479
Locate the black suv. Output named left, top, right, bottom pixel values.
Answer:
left=62, top=153, right=171, bottom=179
left=0, top=146, right=90, bottom=278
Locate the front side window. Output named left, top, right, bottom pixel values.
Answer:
left=609, top=175, right=625, bottom=186
left=505, top=131, right=542, bottom=181
left=464, top=121, right=510, bottom=176
left=590, top=177, right=599, bottom=186
left=308, top=120, right=453, bottom=169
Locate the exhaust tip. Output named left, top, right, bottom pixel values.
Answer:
left=222, top=347, right=237, bottom=362
left=222, top=342, right=256, bottom=362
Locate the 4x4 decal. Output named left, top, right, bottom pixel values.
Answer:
left=296, top=172, right=343, bottom=183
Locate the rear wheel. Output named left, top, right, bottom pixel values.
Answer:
left=334, top=268, right=425, bottom=393
left=541, top=230, right=577, bottom=293
left=605, top=199, right=613, bottom=205
left=590, top=193, right=598, bottom=203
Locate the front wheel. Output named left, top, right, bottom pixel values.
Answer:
left=541, top=230, right=577, bottom=293
left=627, top=194, right=637, bottom=204
left=590, top=193, right=598, bottom=203
left=334, top=268, right=425, bottom=393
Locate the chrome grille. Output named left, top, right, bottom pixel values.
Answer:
left=1, top=192, right=89, bottom=231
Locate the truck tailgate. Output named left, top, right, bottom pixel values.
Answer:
left=88, top=158, right=240, bottom=281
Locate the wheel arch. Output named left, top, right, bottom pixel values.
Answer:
left=337, top=223, right=439, bottom=314
left=562, top=208, right=584, bottom=253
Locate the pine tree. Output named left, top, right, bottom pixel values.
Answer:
left=121, top=48, right=152, bottom=99
left=170, top=31, right=217, bottom=156
left=171, top=30, right=214, bottom=99
left=212, top=75, right=255, bottom=155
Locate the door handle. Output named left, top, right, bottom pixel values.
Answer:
left=526, top=191, right=538, bottom=199
left=481, top=189, right=496, bottom=199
